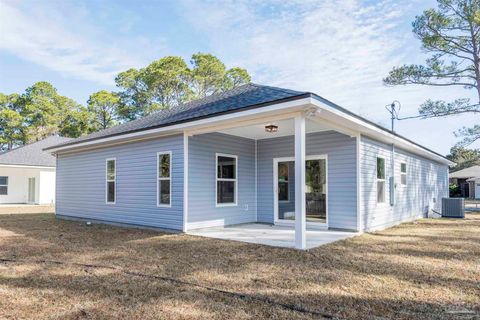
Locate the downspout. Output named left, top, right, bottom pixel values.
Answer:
left=390, top=143, right=395, bottom=207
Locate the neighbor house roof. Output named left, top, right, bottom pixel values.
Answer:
left=449, top=165, right=480, bottom=179
left=45, top=83, right=450, bottom=163
left=0, top=136, right=72, bottom=167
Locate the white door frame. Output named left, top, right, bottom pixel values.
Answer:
left=27, top=177, right=36, bottom=204
left=273, top=155, right=328, bottom=229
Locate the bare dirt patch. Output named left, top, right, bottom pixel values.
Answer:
left=0, top=212, right=478, bottom=319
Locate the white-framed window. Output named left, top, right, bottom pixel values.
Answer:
left=0, top=176, right=8, bottom=195
left=376, top=157, right=386, bottom=203
left=400, top=162, right=407, bottom=186
left=106, top=158, right=116, bottom=204
left=216, top=153, right=237, bottom=206
left=278, top=162, right=289, bottom=202
left=157, top=151, right=171, bottom=207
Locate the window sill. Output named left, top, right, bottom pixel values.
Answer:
left=216, top=203, right=238, bottom=208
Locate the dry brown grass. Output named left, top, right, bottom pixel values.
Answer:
left=0, top=212, right=479, bottom=319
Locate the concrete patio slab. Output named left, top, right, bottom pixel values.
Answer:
left=188, top=223, right=358, bottom=249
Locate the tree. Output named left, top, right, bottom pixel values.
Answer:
left=0, top=82, right=94, bottom=148
left=384, top=0, right=480, bottom=146
left=446, top=145, right=480, bottom=170
left=87, top=91, right=121, bottom=130
left=0, top=93, right=23, bottom=150
left=142, top=56, right=192, bottom=112
left=59, top=106, right=95, bottom=138
left=190, top=53, right=227, bottom=98
left=115, top=53, right=251, bottom=120
left=224, top=67, right=251, bottom=90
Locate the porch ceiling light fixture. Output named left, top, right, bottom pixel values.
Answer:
left=265, top=124, right=278, bottom=133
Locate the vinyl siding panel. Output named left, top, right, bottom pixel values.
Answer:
left=257, top=131, right=358, bottom=230
left=56, top=135, right=184, bottom=230
left=360, top=135, right=448, bottom=231
left=188, top=133, right=256, bottom=229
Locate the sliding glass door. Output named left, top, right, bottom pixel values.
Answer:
left=275, top=156, right=327, bottom=225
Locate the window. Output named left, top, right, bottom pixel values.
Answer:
left=106, top=159, right=116, bottom=204
left=0, top=176, right=8, bottom=195
left=157, top=152, right=171, bottom=207
left=216, top=154, right=237, bottom=206
left=376, top=157, right=386, bottom=203
left=400, top=163, right=407, bottom=185
left=278, top=162, right=289, bottom=202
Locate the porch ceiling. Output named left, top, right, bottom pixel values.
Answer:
left=218, top=118, right=331, bottom=140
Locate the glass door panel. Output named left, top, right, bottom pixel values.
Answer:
left=305, top=159, right=326, bottom=223
left=276, top=158, right=327, bottom=224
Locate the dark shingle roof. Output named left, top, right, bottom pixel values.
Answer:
left=46, top=84, right=308, bottom=149
left=0, top=136, right=72, bottom=167
left=43, top=83, right=449, bottom=162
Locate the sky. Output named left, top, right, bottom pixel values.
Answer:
left=0, top=0, right=477, bottom=155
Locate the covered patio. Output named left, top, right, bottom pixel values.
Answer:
left=185, top=102, right=360, bottom=249
left=188, top=223, right=358, bottom=249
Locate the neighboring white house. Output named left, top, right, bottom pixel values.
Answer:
left=0, top=136, right=71, bottom=204
left=449, top=165, right=480, bottom=199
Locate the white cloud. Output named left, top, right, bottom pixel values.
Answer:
left=0, top=1, right=162, bottom=85
left=179, top=0, right=477, bottom=154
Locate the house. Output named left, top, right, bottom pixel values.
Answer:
left=0, top=136, right=71, bottom=204
left=45, top=84, right=452, bottom=249
left=449, top=165, right=480, bottom=198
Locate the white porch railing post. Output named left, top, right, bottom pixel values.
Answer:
left=295, top=114, right=306, bottom=249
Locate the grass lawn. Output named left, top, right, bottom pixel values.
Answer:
left=0, top=212, right=479, bottom=319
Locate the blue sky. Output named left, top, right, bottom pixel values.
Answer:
left=0, top=0, right=476, bottom=155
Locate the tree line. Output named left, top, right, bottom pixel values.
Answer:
left=0, top=53, right=250, bottom=151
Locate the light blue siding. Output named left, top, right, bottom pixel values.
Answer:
left=188, top=133, right=256, bottom=228
left=360, top=135, right=449, bottom=231
left=56, top=135, right=184, bottom=230
left=257, top=131, right=358, bottom=230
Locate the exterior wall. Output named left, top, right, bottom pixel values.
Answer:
left=0, top=166, right=48, bottom=204
left=360, top=135, right=449, bottom=231
left=56, top=135, right=184, bottom=230
left=257, top=131, right=358, bottom=230
left=187, top=133, right=256, bottom=229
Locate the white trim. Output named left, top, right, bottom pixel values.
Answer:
left=400, top=162, right=407, bottom=186
left=157, top=151, right=172, bottom=208
left=47, top=95, right=451, bottom=166
left=0, top=175, right=8, bottom=196
left=254, top=139, right=258, bottom=222
left=309, top=98, right=453, bottom=166
left=48, top=99, right=311, bottom=154
left=215, top=153, right=238, bottom=207
left=0, top=164, right=56, bottom=169
left=376, top=156, right=386, bottom=205
left=294, top=115, right=306, bottom=249
left=183, top=133, right=189, bottom=232
left=356, top=135, right=362, bottom=232
left=105, top=158, right=116, bottom=205
left=273, top=155, right=329, bottom=228
left=27, top=177, right=36, bottom=204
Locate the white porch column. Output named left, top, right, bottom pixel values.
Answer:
left=294, top=114, right=306, bottom=249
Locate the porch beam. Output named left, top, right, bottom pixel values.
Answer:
left=294, top=114, right=306, bottom=249
left=187, top=111, right=302, bottom=136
